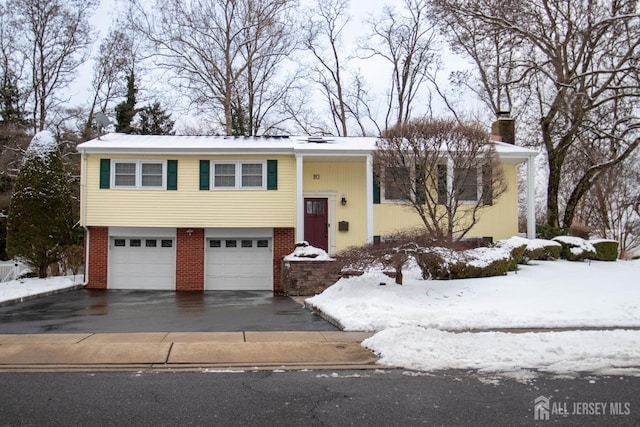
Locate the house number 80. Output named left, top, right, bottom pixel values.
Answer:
left=313, top=174, right=320, bottom=180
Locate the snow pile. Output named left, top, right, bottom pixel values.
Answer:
left=24, top=130, right=57, bottom=160
left=284, top=242, right=333, bottom=261
left=363, top=327, right=640, bottom=375
left=527, top=238, right=561, bottom=250
left=0, top=275, right=82, bottom=303
left=307, top=260, right=640, bottom=331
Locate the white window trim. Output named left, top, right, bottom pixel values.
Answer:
left=211, top=160, right=266, bottom=190
left=112, top=160, right=166, bottom=190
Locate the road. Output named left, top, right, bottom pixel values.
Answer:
left=1, top=370, right=638, bottom=426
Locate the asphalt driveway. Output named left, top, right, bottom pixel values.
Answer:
left=0, top=289, right=338, bottom=333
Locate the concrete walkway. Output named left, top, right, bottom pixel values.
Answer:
left=0, top=331, right=377, bottom=372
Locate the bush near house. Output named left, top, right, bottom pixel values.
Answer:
left=590, top=239, right=619, bottom=261
left=524, top=239, right=562, bottom=261
left=552, top=236, right=597, bottom=261
left=415, top=246, right=514, bottom=280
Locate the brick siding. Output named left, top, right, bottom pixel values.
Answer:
left=86, top=226, right=108, bottom=289
left=273, top=227, right=295, bottom=294
left=175, top=228, right=204, bottom=291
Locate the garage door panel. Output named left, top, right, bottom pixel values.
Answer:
left=206, top=238, right=272, bottom=291
left=110, top=237, right=175, bottom=290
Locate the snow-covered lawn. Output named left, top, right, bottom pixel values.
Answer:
left=306, top=259, right=640, bottom=375
left=0, top=275, right=83, bottom=304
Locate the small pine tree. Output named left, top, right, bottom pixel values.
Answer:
left=7, top=131, right=74, bottom=277
left=114, top=70, right=137, bottom=134
left=136, top=102, right=175, bottom=135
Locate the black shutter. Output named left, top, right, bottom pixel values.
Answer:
left=437, top=164, right=447, bottom=204
left=267, top=160, right=278, bottom=190
left=199, top=160, right=210, bottom=190
left=373, top=174, right=380, bottom=204
left=167, top=160, right=178, bottom=190
left=99, top=159, right=110, bottom=189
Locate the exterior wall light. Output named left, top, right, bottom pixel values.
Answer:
left=341, top=195, right=347, bottom=206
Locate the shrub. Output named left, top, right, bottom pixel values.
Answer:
left=590, top=239, right=619, bottom=261
left=536, top=224, right=567, bottom=240
left=496, top=236, right=529, bottom=265
left=552, top=236, right=596, bottom=261
left=569, top=222, right=591, bottom=239
left=415, top=246, right=513, bottom=280
left=524, top=239, right=562, bottom=260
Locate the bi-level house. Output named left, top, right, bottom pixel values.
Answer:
left=78, top=119, right=536, bottom=292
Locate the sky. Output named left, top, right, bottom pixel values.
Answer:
left=69, top=0, right=474, bottom=134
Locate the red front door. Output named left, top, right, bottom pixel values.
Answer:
left=304, top=198, right=328, bottom=251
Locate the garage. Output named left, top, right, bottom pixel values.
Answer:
left=206, top=236, right=273, bottom=290
left=109, top=236, right=176, bottom=290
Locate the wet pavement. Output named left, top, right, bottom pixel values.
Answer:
left=0, top=289, right=338, bottom=333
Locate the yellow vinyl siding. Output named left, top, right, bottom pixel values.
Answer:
left=83, top=154, right=296, bottom=228
left=303, top=160, right=368, bottom=252
left=374, top=164, right=519, bottom=241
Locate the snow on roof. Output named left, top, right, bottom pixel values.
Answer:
left=77, top=133, right=537, bottom=161
left=25, top=130, right=57, bottom=160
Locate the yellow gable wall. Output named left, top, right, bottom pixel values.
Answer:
left=82, top=154, right=296, bottom=228
left=373, top=163, right=519, bottom=241
left=303, top=160, right=368, bottom=252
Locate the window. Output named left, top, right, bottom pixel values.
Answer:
left=145, top=239, right=157, bottom=247
left=454, top=167, right=478, bottom=202
left=161, top=239, right=173, bottom=248
left=211, top=161, right=265, bottom=189
left=209, top=239, right=221, bottom=248
left=130, top=239, right=141, bottom=247
left=242, top=163, right=263, bottom=187
left=241, top=240, right=253, bottom=248
left=214, top=163, right=236, bottom=188
left=383, top=167, right=410, bottom=201
left=112, top=160, right=165, bottom=189
left=225, top=240, right=237, bottom=248
left=257, top=240, right=269, bottom=248
left=114, top=239, right=125, bottom=247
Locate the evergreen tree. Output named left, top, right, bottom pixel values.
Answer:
left=136, top=102, right=175, bottom=135
left=7, top=131, right=74, bottom=277
left=0, top=69, right=27, bottom=128
left=114, top=70, right=137, bottom=133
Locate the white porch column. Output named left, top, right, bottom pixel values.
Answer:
left=295, top=154, right=304, bottom=242
left=366, top=154, right=374, bottom=243
left=527, top=154, right=537, bottom=239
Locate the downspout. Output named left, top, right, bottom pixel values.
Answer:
left=81, top=150, right=89, bottom=286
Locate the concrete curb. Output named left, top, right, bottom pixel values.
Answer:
left=0, top=284, right=84, bottom=308
left=304, top=300, right=345, bottom=330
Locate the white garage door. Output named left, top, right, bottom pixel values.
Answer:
left=206, top=238, right=272, bottom=290
left=109, top=237, right=176, bottom=290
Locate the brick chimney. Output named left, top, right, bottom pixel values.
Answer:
left=491, top=111, right=515, bottom=144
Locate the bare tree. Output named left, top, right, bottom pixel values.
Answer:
left=10, top=0, right=97, bottom=133
left=130, top=0, right=297, bottom=136
left=304, top=0, right=351, bottom=136
left=303, top=0, right=376, bottom=136
left=431, top=0, right=640, bottom=230
left=375, top=119, right=507, bottom=242
left=84, top=26, right=135, bottom=139
left=360, top=0, right=440, bottom=129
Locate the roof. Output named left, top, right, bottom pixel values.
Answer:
left=77, top=133, right=537, bottom=162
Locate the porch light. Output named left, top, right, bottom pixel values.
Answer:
left=186, top=229, right=194, bottom=236
left=341, top=195, right=347, bottom=206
